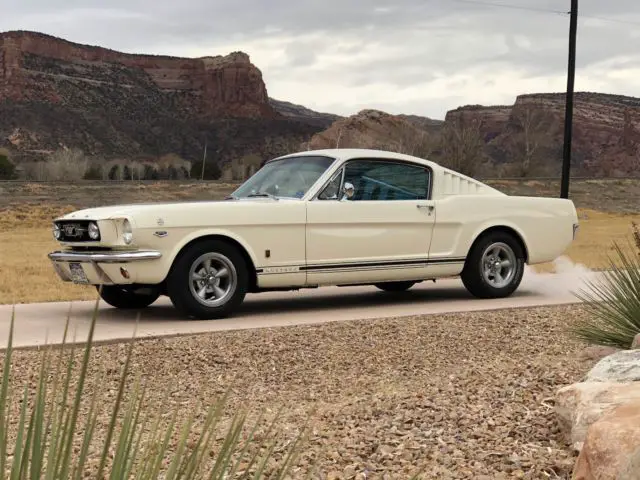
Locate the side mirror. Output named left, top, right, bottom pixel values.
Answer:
left=341, top=182, right=355, bottom=201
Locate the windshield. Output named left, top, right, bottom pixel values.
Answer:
left=231, top=155, right=335, bottom=199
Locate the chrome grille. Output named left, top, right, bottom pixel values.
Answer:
left=55, top=220, right=100, bottom=242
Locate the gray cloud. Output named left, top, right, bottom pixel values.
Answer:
left=3, top=0, right=640, bottom=119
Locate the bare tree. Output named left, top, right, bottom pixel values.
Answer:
left=392, top=127, right=437, bottom=159
left=25, top=148, right=90, bottom=181
left=335, top=128, right=343, bottom=148
left=504, top=106, right=554, bottom=177
left=438, top=115, right=486, bottom=177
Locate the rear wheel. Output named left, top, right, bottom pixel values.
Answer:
left=461, top=231, right=525, bottom=298
left=166, top=239, right=248, bottom=319
left=374, top=281, right=416, bottom=292
left=97, top=285, right=160, bottom=309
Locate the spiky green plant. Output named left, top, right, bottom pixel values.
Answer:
left=0, top=297, right=309, bottom=478
left=571, top=221, right=640, bottom=349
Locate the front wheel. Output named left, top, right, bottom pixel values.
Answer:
left=97, top=285, right=160, bottom=309
left=461, top=232, right=525, bottom=299
left=166, top=239, right=248, bottom=319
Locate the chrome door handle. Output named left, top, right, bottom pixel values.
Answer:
left=417, top=204, right=434, bottom=215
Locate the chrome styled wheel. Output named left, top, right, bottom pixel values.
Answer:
left=188, top=252, right=238, bottom=307
left=166, top=239, right=249, bottom=319
left=461, top=231, right=525, bottom=299
left=481, top=242, right=517, bottom=289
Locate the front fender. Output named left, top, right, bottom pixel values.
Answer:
left=165, top=228, right=260, bottom=269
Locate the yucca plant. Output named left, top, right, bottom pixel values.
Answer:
left=571, top=221, right=640, bottom=349
left=0, top=296, right=309, bottom=479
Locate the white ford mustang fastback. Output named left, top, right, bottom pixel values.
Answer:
left=49, top=148, right=579, bottom=319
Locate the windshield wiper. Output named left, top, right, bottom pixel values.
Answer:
left=247, top=192, right=279, bottom=200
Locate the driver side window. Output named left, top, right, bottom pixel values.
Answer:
left=344, top=159, right=430, bottom=201
left=317, top=159, right=431, bottom=201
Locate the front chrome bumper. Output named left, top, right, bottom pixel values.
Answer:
left=48, top=249, right=162, bottom=285
left=48, top=250, right=162, bottom=263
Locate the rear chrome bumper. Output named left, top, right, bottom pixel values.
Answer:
left=48, top=250, right=162, bottom=263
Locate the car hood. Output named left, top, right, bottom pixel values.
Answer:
left=55, top=197, right=300, bottom=226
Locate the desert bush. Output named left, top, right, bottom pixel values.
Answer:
left=0, top=300, right=306, bottom=478
left=0, top=152, right=16, bottom=179
left=571, top=221, right=640, bottom=348
left=191, top=159, right=222, bottom=180
left=157, top=153, right=192, bottom=179
left=21, top=149, right=89, bottom=181
left=46, top=148, right=89, bottom=180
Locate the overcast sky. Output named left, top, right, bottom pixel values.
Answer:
left=2, top=0, right=640, bottom=119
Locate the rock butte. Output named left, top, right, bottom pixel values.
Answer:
left=0, top=30, right=275, bottom=119
left=2, top=30, right=640, bottom=176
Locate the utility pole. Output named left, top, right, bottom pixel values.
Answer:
left=200, top=139, right=207, bottom=181
left=560, top=0, right=578, bottom=199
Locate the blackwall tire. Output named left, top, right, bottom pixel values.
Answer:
left=166, top=239, right=248, bottom=319
left=97, top=285, right=160, bottom=309
left=461, top=231, right=525, bottom=299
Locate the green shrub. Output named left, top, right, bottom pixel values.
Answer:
left=83, top=164, right=103, bottom=180
left=571, top=222, right=640, bottom=349
left=191, top=160, right=222, bottom=180
left=0, top=299, right=307, bottom=478
left=0, top=154, right=16, bottom=180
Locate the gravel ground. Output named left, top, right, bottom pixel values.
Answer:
left=1, top=304, right=593, bottom=478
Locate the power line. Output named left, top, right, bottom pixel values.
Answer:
left=447, top=0, right=640, bottom=28
left=447, top=0, right=567, bottom=16
left=580, top=14, right=640, bottom=27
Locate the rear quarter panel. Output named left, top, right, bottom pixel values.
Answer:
left=430, top=194, right=578, bottom=265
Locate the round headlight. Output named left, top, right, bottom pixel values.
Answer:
left=52, top=223, right=61, bottom=240
left=122, top=219, right=133, bottom=245
left=88, top=222, right=100, bottom=240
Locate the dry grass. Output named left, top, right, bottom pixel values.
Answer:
left=532, top=209, right=640, bottom=273
left=1, top=203, right=638, bottom=305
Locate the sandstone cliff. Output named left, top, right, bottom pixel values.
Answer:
left=446, top=92, right=640, bottom=176
left=0, top=30, right=324, bottom=171
left=308, top=93, right=640, bottom=177
left=0, top=30, right=275, bottom=118
left=3, top=30, right=639, bottom=178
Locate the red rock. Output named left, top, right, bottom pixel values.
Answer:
left=306, top=109, right=438, bottom=154
left=573, top=400, right=640, bottom=480
left=444, top=92, right=640, bottom=176
left=0, top=30, right=276, bottom=119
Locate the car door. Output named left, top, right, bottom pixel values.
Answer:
left=304, top=158, right=436, bottom=286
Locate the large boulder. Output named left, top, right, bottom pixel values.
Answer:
left=583, top=350, right=640, bottom=383
left=555, top=381, right=640, bottom=451
left=572, top=400, right=640, bottom=479
left=618, top=446, right=640, bottom=480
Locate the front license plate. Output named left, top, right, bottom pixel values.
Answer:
left=69, top=263, right=89, bottom=284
